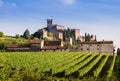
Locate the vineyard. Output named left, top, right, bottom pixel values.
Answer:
left=0, top=52, right=120, bottom=81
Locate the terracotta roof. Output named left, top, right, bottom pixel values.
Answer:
left=42, top=46, right=66, bottom=50
left=78, top=41, right=113, bottom=44
left=7, top=48, right=29, bottom=50
left=44, top=41, right=61, bottom=46
left=29, top=39, right=42, bottom=44
left=7, top=44, right=29, bottom=48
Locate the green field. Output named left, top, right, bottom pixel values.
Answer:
left=0, top=52, right=120, bottom=81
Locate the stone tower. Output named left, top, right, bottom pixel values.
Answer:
left=47, top=19, right=53, bottom=27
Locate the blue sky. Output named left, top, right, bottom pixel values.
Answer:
left=0, top=0, right=120, bottom=49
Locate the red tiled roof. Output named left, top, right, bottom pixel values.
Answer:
left=7, top=44, right=29, bottom=48
left=78, top=41, right=113, bottom=44
left=44, top=41, right=61, bottom=46
left=42, top=46, right=66, bottom=50
left=29, top=39, right=42, bottom=44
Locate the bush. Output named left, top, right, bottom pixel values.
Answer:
left=0, top=32, right=4, bottom=37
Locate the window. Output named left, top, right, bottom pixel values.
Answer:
left=87, top=48, right=89, bottom=51
left=81, top=48, right=83, bottom=50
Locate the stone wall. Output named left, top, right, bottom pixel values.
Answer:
left=71, top=29, right=80, bottom=40
left=77, top=41, right=114, bottom=55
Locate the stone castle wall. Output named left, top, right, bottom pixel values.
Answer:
left=77, top=41, right=113, bottom=55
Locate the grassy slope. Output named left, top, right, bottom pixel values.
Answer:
left=0, top=36, right=29, bottom=51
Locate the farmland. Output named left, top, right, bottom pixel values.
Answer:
left=0, top=52, right=120, bottom=81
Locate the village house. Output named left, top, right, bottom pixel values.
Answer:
left=6, top=44, right=30, bottom=52
left=7, top=39, right=67, bottom=52
left=29, top=39, right=44, bottom=51
left=42, top=40, right=67, bottom=51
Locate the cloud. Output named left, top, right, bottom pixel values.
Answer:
left=11, top=2, right=16, bottom=8
left=6, top=2, right=17, bottom=8
left=0, top=0, right=3, bottom=7
left=0, top=0, right=17, bottom=8
left=60, top=0, right=76, bottom=5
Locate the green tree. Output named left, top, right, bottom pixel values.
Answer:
left=0, top=32, right=4, bottom=37
left=48, top=32, right=53, bottom=37
left=95, top=35, right=97, bottom=41
left=117, top=48, right=120, bottom=56
left=66, top=28, right=71, bottom=38
left=87, top=33, right=90, bottom=41
left=85, top=33, right=87, bottom=42
left=32, top=29, right=42, bottom=39
left=23, top=29, right=30, bottom=39
left=15, top=34, right=20, bottom=38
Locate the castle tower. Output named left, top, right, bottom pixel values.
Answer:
left=47, top=19, right=53, bottom=27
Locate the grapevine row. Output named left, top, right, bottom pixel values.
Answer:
left=65, top=53, right=97, bottom=75
left=93, top=54, right=110, bottom=77
left=39, top=52, right=75, bottom=72
left=4, top=52, right=70, bottom=72
left=52, top=52, right=88, bottom=74
left=51, top=52, right=84, bottom=70
left=78, top=53, right=104, bottom=77
left=107, top=54, right=117, bottom=77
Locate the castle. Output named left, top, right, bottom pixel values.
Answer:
left=38, top=19, right=114, bottom=55
left=38, top=19, right=80, bottom=42
left=6, top=19, right=114, bottom=55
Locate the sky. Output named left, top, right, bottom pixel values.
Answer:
left=0, top=0, right=120, bottom=49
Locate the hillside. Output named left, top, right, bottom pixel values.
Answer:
left=0, top=52, right=119, bottom=81
left=0, top=36, right=29, bottom=51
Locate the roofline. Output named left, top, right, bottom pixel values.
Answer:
left=78, top=41, right=113, bottom=44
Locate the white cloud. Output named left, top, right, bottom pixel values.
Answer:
left=0, top=1, right=17, bottom=9
left=12, top=2, right=16, bottom=8
left=60, top=0, right=76, bottom=5
left=6, top=2, right=17, bottom=8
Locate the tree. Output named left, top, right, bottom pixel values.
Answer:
left=48, top=32, right=53, bottom=37
left=0, top=32, right=4, bottom=37
left=66, top=28, right=71, bottom=38
left=23, top=29, right=30, bottom=39
left=117, top=48, right=120, bottom=56
left=32, top=29, right=42, bottom=39
left=15, top=34, right=20, bottom=38
left=85, top=33, right=87, bottom=42
left=95, top=35, right=97, bottom=41
left=87, top=33, right=90, bottom=41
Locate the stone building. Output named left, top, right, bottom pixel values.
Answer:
left=6, top=44, right=30, bottom=51
left=40, top=19, right=80, bottom=41
left=30, top=39, right=65, bottom=51
left=79, top=36, right=85, bottom=41
left=77, top=41, right=114, bottom=55
left=71, top=29, right=80, bottom=40
left=6, top=39, right=67, bottom=52
left=65, top=37, right=73, bottom=45
left=29, top=39, right=44, bottom=51
left=35, top=19, right=114, bottom=54
left=41, top=29, right=48, bottom=38
left=46, top=19, right=64, bottom=40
